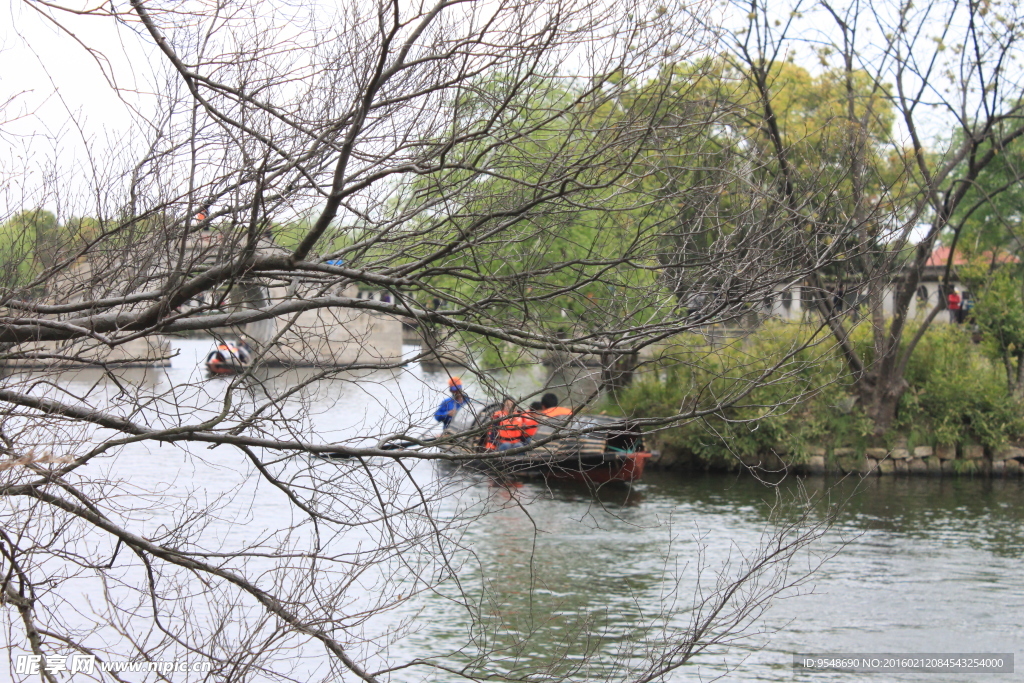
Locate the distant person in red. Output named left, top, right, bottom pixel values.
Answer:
left=947, top=288, right=961, bottom=323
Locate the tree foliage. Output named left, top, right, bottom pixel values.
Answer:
left=962, top=264, right=1024, bottom=398
left=947, top=131, right=1024, bottom=255
left=719, top=0, right=1024, bottom=436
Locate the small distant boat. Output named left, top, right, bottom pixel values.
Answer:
left=445, top=406, right=652, bottom=484
left=204, top=342, right=249, bottom=375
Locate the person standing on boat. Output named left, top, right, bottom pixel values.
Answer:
left=434, top=377, right=470, bottom=432
left=540, top=393, right=572, bottom=418
left=216, top=340, right=240, bottom=365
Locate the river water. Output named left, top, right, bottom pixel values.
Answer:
left=11, top=340, right=1023, bottom=682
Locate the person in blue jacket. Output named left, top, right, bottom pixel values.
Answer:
left=434, top=376, right=469, bottom=431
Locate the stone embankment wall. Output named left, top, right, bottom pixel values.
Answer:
left=650, top=440, right=1024, bottom=477
left=799, top=442, right=1024, bottom=477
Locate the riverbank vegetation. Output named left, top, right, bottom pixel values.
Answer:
left=612, top=321, right=1024, bottom=470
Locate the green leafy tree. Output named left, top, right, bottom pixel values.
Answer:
left=964, top=266, right=1024, bottom=399
left=946, top=128, right=1024, bottom=256
left=588, top=54, right=905, bottom=351
left=0, top=209, right=61, bottom=290
left=398, top=64, right=866, bottom=389
left=722, top=0, right=1024, bottom=437
left=944, top=127, right=1024, bottom=400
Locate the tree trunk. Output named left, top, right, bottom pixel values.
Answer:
left=600, top=351, right=638, bottom=394
left=1013, top=352, right=1024, bottom=402
left=860, top=368, right=909, bottom=438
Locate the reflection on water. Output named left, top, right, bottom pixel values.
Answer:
left=394, top=472, right=1024, bottom=683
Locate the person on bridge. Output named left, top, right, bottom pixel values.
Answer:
left=540, top=393, right=572, bottom=418
left=434, top=377, right=470, bottom=431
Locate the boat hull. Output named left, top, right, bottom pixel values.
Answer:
left=205, top=362, right=245, bottom=375
left=442, top=408, right=651, bottom=484
left=465, top=451, right=651, bottom=484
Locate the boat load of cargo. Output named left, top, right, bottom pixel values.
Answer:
left=443, top=399, right=652, bottom=484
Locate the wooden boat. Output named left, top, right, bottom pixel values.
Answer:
left=204, top=346, right=247, bottom=375
left=446, top=406, right=651, bottom=484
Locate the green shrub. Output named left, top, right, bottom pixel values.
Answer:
left=896, top=324, right=1024, bottom=449
left=609, top=322, right=870, bottom=469
left=951, top=459, right=979, bottom=475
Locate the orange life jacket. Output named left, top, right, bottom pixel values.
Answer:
left=492, top=410, right=525, bottom=443
left=521, top=412, right=539, bottom=438
left=541, top=406, right=572, bottom=417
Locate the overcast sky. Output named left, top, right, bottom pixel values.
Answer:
left=1, top=1, right=158, bottom=216
left=0, top=0, right=981, bottom=247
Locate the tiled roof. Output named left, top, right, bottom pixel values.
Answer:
left=925, top=245, right=1020, bottom=267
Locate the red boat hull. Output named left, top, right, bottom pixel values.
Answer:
left=452, top=411, right=651, bottom=485
left=543, top=452, right=651, bottom=484
left=205, top=362, right=244, bottom=375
